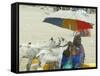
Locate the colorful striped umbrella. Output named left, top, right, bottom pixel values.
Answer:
left=46, top=10, right=94, bottom=24
left=43, top=17, right=93, bottom=32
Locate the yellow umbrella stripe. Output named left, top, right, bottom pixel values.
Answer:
left=61, top=19, right=78, bottom=31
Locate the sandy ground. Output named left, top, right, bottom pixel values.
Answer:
left=19, top=5, right=96, bottom=71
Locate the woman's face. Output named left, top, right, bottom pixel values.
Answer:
left=71, top=47, right=77, bottom=56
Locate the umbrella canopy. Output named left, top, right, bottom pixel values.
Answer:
left=43, top=17, right=93, bottom=32
left=46, top=10, right=94, bottom=24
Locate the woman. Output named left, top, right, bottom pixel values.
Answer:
left=72, top=34, right=85, bottom=68
left=61, top=41, right=73, bottom=69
